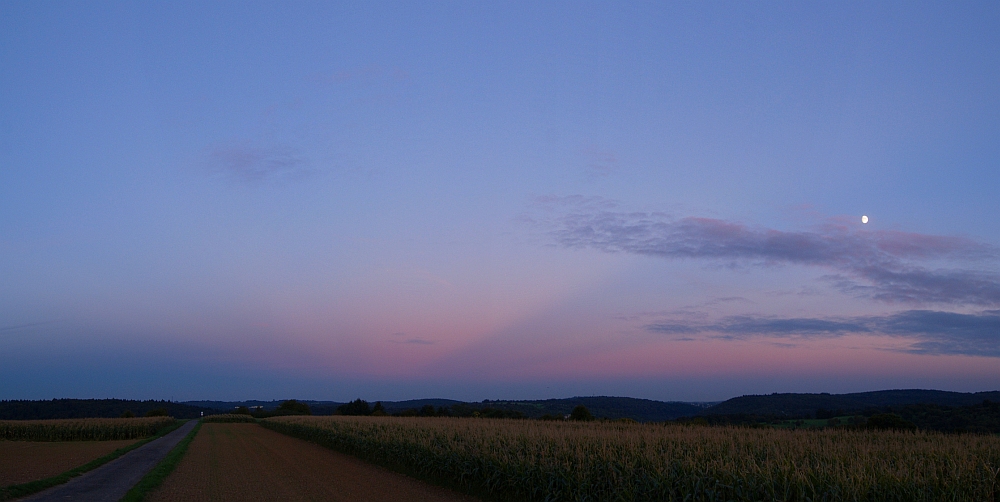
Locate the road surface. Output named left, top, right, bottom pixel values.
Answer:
left=18, top=419, right=198, bottom=502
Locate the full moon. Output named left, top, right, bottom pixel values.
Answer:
left=862, top=215, right=869, bottom=224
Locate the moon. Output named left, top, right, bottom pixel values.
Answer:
left=862, top=215, right=869, bottom=224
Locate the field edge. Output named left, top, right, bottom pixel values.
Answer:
left=0, top=420, right=185, bottom=502
left=120, top=421, right=203, bottom=502
left=259, top=420, right=497, bottom=502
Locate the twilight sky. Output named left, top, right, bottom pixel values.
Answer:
left=2, top=2, right=999, bottom=402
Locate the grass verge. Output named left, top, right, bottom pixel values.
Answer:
left=0, top=420, right=185, bottom=502
left=119, top=420, right=202, bottom=502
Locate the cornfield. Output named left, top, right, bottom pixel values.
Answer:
left=0, top=417, right=176, bottom=441
left=201, top=414, right=257, bottom=423
left=263, top=416, right=1000, bottom=502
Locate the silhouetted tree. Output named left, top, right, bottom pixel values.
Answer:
left=867, top=413, right=917, bottom=431
left=337, top=399, right=371, bottom=416
left=277, top=400, right=312, bottom=415
left=372, top=402, right=387, bottom=416
left=570, top=405, right=594, bottom=421
left=145, top=408, right=168, bottom=417
left=120, top=410, right=135, bottom=418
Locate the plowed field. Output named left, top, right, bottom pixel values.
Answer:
left=0, top=439, right=135, bottom=486
left=147, top=423, right=477, bottom=502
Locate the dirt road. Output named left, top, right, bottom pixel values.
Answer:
left=17, top=419, right=197, bottom=502
left=147, top=423, right=477, bottom=502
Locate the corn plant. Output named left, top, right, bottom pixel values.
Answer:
left=263, top=416, right=1000, bottom=502
left=0, top=417, right=176, bottom=441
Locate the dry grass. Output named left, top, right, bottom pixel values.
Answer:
left=263, top=416, right=1000, bottom=502
left=0, top=417, right=176, bottom=441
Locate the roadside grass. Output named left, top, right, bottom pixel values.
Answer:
left=0, top=420, right=185, bottom=501
left=120, top=421, right=202, bottom=502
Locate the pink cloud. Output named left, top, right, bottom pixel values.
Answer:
left=537, top=196, right=1000, bottom=306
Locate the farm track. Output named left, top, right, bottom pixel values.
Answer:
left=147, top=423, right=477, bottom=502
left=16, top=419, right=197, bottom=502
left=0, top=440, right=134, bottom=486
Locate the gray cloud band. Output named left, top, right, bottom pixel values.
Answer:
left=646, top=310, right=1000, bottom=358
left=543, top=199, right=1000, bottom=306
left=209, top=143, right=308, bottom=182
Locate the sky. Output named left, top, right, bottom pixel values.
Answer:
left=2, top=2, right=999, bottom=402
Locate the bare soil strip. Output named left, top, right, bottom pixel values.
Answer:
left=0, top=440, right=134, bottom=486
left=17, top=419, right=198, bottom=502
left=147, top=423, right=477, bottom=502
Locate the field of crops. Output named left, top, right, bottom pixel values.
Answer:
left=0, top=417, right=176, bottom=441
left=147, top=423, right=473, bottom=502
left=263, top=416, right=1000, bottom=502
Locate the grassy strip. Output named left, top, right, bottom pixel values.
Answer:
left=0, top=420, right=185, bottom=502
left=119, top=420, right=202, bottom=502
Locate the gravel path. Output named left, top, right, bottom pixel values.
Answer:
left=17, top=420, right=198, bottom=502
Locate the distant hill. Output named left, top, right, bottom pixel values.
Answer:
left=477, top=396, right=704, bottom=422
left=184, top=397, right=700, bottom=421
left=703, top=390, right=1000, bottom=418
left=186, top=400, right=297, bottom=411
left=839, top=389, right=1000, bottom=408
left=185, top=400, right=347, bottom=415
left=890, top=400, right=1000, bottom=434
left=0, top=399, right=214, bottom=419
left=184, top=399, right=465, bottom=416
left=8, top=390, right=995, bottom=424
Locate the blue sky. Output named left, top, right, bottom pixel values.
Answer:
left=2, top=2, right=999, bottom=402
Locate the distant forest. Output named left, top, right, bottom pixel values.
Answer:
left=704, top=389, right=1000, bottom=417
left=0, top=399, right=214, bottom=419
left=3, top=390, right=998, bottom=434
